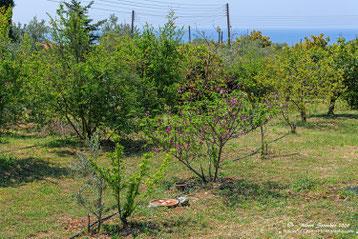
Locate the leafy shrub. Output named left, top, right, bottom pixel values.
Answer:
left=87, top=135, right=170, bottom=227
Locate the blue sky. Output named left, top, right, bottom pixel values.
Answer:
left=12, top=0, right=358, bottom=29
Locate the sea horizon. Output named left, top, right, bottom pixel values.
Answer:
left=182, top=28, right=358, bottom=45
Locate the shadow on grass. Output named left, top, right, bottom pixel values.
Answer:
left=0, top=155, right=72, bottom=187
left=296, top=114, right=358, bottom=133
left=119, top=138, right=150, bottom=157
left=54, top=149, right=76, bottom=158
left=45, top=138, right=82, bottom=148
left=312, top=113, right=358, bottom=120
left=45, top=136, right=149, bottom=157
left=2, top=131, right=42, bottom=139
left=91, top=138, right=149, bottom=157
left=346, top=186, right=358, bottom=195
left=103, top=217, right=192, bottom=238
left=216, top=178, right=288, bottom=207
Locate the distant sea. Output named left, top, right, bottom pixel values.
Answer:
left=183, top=28, right=358, bottom=45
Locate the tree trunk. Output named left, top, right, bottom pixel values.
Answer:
left=213, top=146, right=223, bottom=182
left=260, top=126, right=266, bottom=157
left=121, top=216, right=129, bottom=229
left=328, top=96, right=338, bottom=116
left=300, top=110, right=307, bottom=122
left=290, top=123, right=297, bottom=134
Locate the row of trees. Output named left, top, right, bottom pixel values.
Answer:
left=1, top=0, right=357, bottom=156
left=2, top=0, right=358, bottom=233
left=1, top=3, right=357, bottom=138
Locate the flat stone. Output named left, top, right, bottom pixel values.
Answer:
left=177, top=197, right=190, bottom=206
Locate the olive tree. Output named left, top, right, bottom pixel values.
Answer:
left=260, top=43, right=344, bottom=127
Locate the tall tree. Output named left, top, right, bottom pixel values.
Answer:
left=0, top=0, right=14, bottom=21
left=0, top=4, right=24, bottom=136
left=0, top=0, right=14, bottom=39
left=101, top=14, right=137, bottom=38
left=25, top=2, right=139, bottom=140
left=11, top=17, right=49, bottom=47
left=62, top=0, right=105, bottom=45
left=329, top=38, right=358, bottom=112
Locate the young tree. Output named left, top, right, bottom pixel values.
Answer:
left=261, top=43, right=344, bottom=125
left=87, top=135, right=169, bottom=228
left=144, top=90, right=276, bottom=182
left=136, top=11, right=185, bottom=112
left=228, top=48, right=275, bottom=154
left=74, top=133, right=107, bottom=233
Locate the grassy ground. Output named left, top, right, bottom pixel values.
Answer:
left=0, top=109, right=357, bottom=238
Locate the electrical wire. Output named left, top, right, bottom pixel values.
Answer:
left=96, top=0, right=224, bottom=10
left=48, top=0, right=226, bottom=19
left=93, top=0, right=226, bottom=17
left=47, top=0, right=358, bottom=28
left=104, top=0, right=223, bottom=7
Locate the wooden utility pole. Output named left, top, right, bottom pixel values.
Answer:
left=226, top=3, right=231, bottom=46
left=189, top=25, right=191, bottom=43
left=131, top=10, right=135, bottom=38
left=217, top=27, right=221, bottom=44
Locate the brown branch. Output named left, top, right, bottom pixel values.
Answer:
left=69, top=212, right=119, bottom=239
left=233, top=132, right=290, bottom=162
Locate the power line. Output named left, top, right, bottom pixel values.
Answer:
left=94, top=1, right=224, bottom=15
left=94, top=0, right=226, bottom=16
left=106, top=0, right=223, bottom=7
left=231, top=14, right=358, bottom=18
left=48, top=0, right=225, bottom=19
left=49, top=0, right=225, bottom=19
left=97, top=0, right=224, bottom=10
left=48, top=0, right=132, bottom=15
left=47, top=0, right=358, bottom=28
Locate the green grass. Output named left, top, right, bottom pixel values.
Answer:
left=0, top=109, right=357, bottom=238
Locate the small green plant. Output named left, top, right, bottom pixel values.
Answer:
left=88, top=135, right=169, bottom=228
left=73, top=133, right=107, bottom=233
